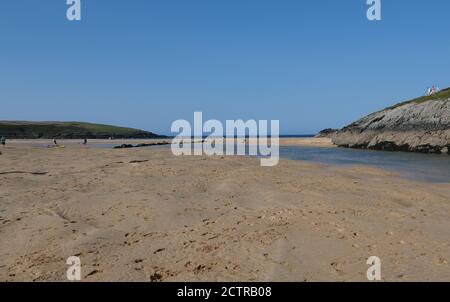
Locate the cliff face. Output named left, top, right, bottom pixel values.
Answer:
left=332, top=89, right=450, bottom=154
left=315, top=128, right=338, bottom=138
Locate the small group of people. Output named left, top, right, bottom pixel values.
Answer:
left=426, top=85, right=439, bottom=96
left=0, top=137, right=87, bottom=152
left=52, top=138, right=87, bottom=146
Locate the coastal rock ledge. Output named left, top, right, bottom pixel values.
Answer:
left=332, top=88, right=450, bottom=154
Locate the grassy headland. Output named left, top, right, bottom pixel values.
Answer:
left=387, top=87, right=450, bottom=110
left=0, top=121, right=166, bottom=139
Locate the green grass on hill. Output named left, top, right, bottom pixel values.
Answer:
left=387, top=87, right=450, bottom=110
left=0, top=121, right=165, bottom=139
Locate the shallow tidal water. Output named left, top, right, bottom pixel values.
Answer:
left=280, top=146, right=450, bottom=183
left=92, top=142, right=450, bottom=183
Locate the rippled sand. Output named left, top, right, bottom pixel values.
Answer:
left=0, top=139, right=449, bottom=281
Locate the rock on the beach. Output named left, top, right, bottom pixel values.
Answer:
left=332, top=88, right=450, bottom=154
left=114, top=144, right=134, bottom=149
left=114, top=141, right=170, bottom=149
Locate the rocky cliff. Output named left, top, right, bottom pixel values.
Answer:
left=332, top=88, right=450, bottom=154
left=315, top=128, right=338, bottom=138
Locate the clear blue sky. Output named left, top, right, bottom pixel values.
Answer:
left=1, top=0, right=449, bottom=135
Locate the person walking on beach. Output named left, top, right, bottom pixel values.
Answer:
left=53, top=138, right=57, bottom=145
left=83, top=138, right=88, bottom=145
left=0, top=137, right=6, bottom=156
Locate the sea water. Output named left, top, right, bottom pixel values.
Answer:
left=93, top=141, right=450, bottom=183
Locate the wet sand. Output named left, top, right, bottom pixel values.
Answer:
left=279, top=137, right=335, bottom=147
left=0, top=139, right=449, bottom=281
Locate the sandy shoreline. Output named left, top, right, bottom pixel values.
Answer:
left=0, top=139, right=449, bottom=281
left=2, top=137, right=334, bottom=147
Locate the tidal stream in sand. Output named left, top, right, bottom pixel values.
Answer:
left=280, top=146, right=450, bottom=183
left=92, top=143, right=450, bottom=183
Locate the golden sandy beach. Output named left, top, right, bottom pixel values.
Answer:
left=0, top=139, right=449, bottom=281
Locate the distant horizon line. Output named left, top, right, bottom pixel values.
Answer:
left=0, top=120, right=321, bottom=137
left=166, top=135, right=316, bottom=139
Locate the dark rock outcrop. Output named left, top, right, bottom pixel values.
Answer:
left=315, top=128, right=338, bottom=138
left=114, top=144, right=134, bottom=149
left=332, top=88, right=450, bottom=154
left=114, top=141, right=170, bottom=149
